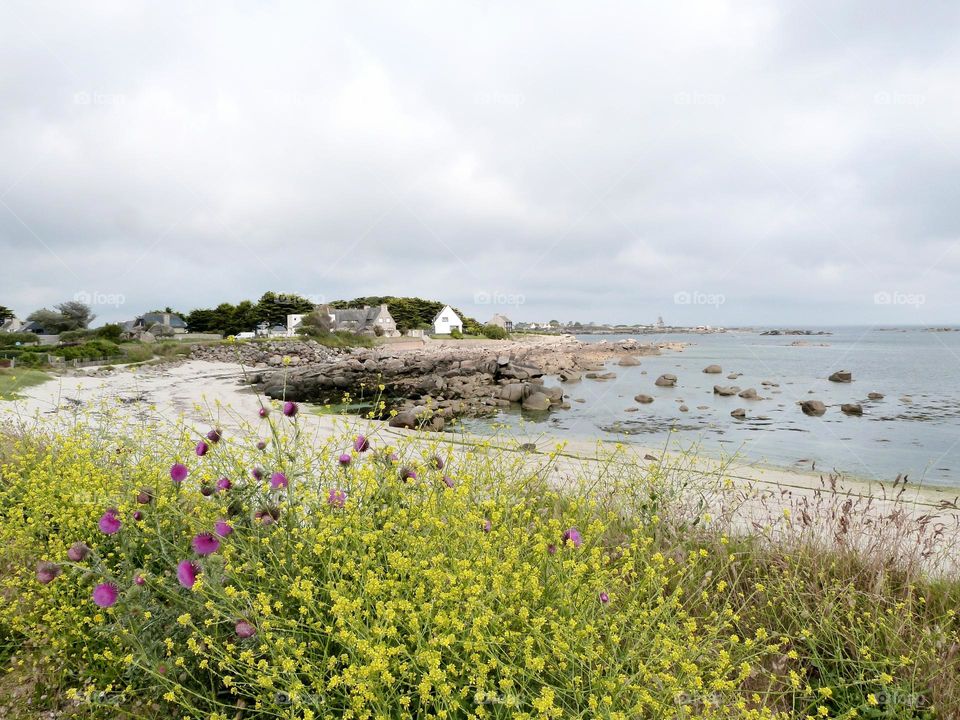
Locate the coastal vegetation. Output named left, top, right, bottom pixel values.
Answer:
left=0, top=368, right=50, bottom=400
left=1, top=399, right=958, bottom=719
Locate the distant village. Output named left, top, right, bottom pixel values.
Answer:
left=1, top=299, right=726, bottom=347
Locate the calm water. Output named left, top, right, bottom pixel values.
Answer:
left=463, top=328, right=960, bottom=486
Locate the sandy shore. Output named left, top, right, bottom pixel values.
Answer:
left=4, top=355, right=959, bottom=569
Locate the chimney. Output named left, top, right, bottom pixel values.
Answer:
left=163, top=313, right=171, bottom=326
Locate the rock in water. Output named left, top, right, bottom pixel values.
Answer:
left=703, top=364, right=722, bottom=374
left=522, top=392, right=552, bottom=411
left=800, top=400, right=827, bottom=416
left=679, top=404, right=689, bottom=412
left=841, top=403, right=863, bottom=416
left=829, top=370, right=853, bottom=383
left=730, top=408, right=746, bottom=418
left=654, top=373, right=677, bottom=387
left=618, top=355, right=641, bottom=366
left=867, top=392, right=884, bottom=400
left=713, top=385, right=739, bottom=396
left=634, top=394, right=654, bottom=404
left=559, top=370, right=582, bottom=383
left=738, top=388, right=759, bottom=399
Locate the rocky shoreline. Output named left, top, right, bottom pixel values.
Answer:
left=208, top=336, right=674, bottom=430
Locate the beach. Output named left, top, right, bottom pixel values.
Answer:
left=5, top=346, right=959, bottom=556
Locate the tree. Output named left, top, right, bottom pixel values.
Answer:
left=255, top=292, right=316, bottom=328
left=295, top=307, right=334, bottom=338
left=27, top=301, right=95, bottom=333
left=0, top=306, right=14, bottom=321
left=481, top=324, right=508, bottom=339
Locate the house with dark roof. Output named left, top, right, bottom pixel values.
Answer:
left=122, top=312, right=189, bottom=338
left=488, top=313, right=513, bottom=331
left=330, top=305, right=399, bottom=336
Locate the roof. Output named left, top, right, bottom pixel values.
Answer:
left=432, top=305, right=461, bottom=323
left=331, top=308, right=375, bottom=324
left=489, top=313, right=511, bottom=323
left=140, top=312, right=187, bottom=328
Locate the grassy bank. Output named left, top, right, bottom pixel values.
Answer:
left=0, top=405, right=958, bottom=719
left=0, top=369, right=50, bottom=400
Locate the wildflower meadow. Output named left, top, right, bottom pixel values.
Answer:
left=1, top=397, right=959, bottom=719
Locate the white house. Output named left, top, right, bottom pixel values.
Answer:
left=432, top=305, right=463, bottom=335
left=286, top=313, right=306, bottom=336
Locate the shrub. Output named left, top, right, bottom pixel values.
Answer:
left=0, top=332, right=40, bottom=347
left=0, top=411, right=958, bottom=718
left=449, top=327, right=463, bottom=339
left=481, top=324, right=508, bottom=339
left=51, top=339, right=120, bottom=361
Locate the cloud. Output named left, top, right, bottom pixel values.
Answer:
left=1, top=0, right=958, bottom=326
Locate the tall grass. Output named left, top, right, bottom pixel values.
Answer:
left=0, top=401, right=957, bottom=719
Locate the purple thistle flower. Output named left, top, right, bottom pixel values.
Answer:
left=195, top=440, right=209, bottom=457
left=216, top=477, right=232, bottom=492
left=132, top=510, right=143, bottom=521
left=92, top=582, right=119, bottom=608
left=270, top=472, right=288, bottom=490
left=192, top=532, right=220, bottom=556
left=327, top=488, right=347, bottom=508
left=251, top=467, right=263, bottom=481
left=206, top=428, right=222, bottom=444
left=430, top=454, right=445, bottom=470
left=67, top=542, right=90, bottom=562
left=200, top=485, right=214, bottom=497
left=399, top=466, right=417, bottom=482
left=136, top=487, right=154, bottom=504
left=256, top=440, right=267, bottom=451
left=547, top=544, right=557, bottom=555
left=353, top=435, right=369, bottom=452
left=36, top=561, right=61, bottom=585
left=388, top=452, right=399, bottom=463
left=338, top=453, right=352, bottom=466
left=98, top=509, right=121, bottom=535
left=215, top=520, right=233, bottom=537
left=562, top=527, right=583, bottom=549
left=170, top=463, right=189, bottom=484
left=482, top=519, right=492, bottom=533
left=177, top=560, right=199, bottom=588
left=134, top=574, right=146, bottom=586
left=282, top=401, right=298, bottom=417
left=258, top=406, right=269, bottom=418
left=443, top=475, right=455, bottom=488
left=599, top=591, right=609, bottom=604
left=235, top=620, right=257, bottom=639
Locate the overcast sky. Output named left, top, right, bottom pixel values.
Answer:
left=2, top=1, right=959, bottom=327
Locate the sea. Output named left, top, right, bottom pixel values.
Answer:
left=461, top=327, right=960, bottom=487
